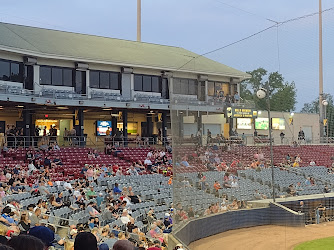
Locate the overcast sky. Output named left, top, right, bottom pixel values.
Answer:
left=1, top=0, right=334, bottom=110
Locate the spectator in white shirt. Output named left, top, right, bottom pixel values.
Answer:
left=147, top=151, right=153, bottom=158
left=63, top=181, right=73, bottom=192
left=309, top=160, right=316, bottom=166
left=28, top=160, right=36, bottom=174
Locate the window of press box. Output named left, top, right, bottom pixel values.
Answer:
left=40, top=66, right=73, bottom=86
left=208, top=81, right=229, bottom=96
left=134, top=74, right=161, bottom=93
left=173, top=78, right=198, bottom=95
left=0, top=59, right=23, bottom=82
left=89, top=70, right=120, bottom=90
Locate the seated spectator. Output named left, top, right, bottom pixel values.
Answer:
left=305, top=177, right=311, bottom=186
left=29, top=207, right=41, bottom=227
left=144, top=158, right=153, bottom=172
left=113, top=183, right=122, bottom=195
left=18, top=213, right=30, bottom=234
left=213, top=181, right=221, bottom=191
left=86, top=202, right=100, bottom=217
left=227, top=199, right=239, bottom=210
left=74, top=232, right=98, bottom=250
left=120, top=210, right=134, bottom=225
left=127, top=166, right=138, bottom=176
left=86, top=186, right=97, bottom=200
left=28, top=226, right=55, bottom=248
left=324, top=185, right=331, bottom=193
left=7, top=235, right=45, bottom=250
left=254, top=190, right=267, bottom=200
left=309, top=160, right=316, bottom=166
left=149, top=224, right=164, bottom=244
left=287, top=184, right=297, bottom=196
left=49, top=195, right=62, bottom=208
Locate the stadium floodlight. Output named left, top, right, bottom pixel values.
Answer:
left=257, top=87, right=275, bottom=202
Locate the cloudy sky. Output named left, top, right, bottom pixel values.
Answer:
left=1, top=0, right=334, bottom=110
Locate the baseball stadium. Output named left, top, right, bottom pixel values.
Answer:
left=0, top=1, right=334, bottom=250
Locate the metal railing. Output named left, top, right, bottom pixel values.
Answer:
left=1, top=135, right=170, bottom=149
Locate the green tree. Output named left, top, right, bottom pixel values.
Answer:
left=241, top=68, right=297, bottom=112
left=301, top=93, right=334, bottom=137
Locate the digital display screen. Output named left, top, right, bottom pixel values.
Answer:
left=237, top=118, right=252, bottom=129
left=97, top=121, right=111, bottom=136
left=272, top=118, right=285, bottom=130
left=255, top=118, right=269, bottom=130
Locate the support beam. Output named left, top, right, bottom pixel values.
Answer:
left=162, top=111, right=167, bottom=145
left=123, top=110, right=128, bottom=146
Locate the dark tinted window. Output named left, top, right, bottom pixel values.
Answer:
left=63, top=69, right=73, bottom=87
left=142, top=75, right=151, bottom=92
left=52, top=67, right=63, bottom=86
left=100, top=72, right=109, bottom=89
left=89, top=71, right=99, bottom=88
left=0, top=60, right=10, bottom=81
left=134, top=74, right=161, bottom=92
left=173, top=78, right=199, bottom=95
left=173, top=78, right=181, bottom=94
left=151, top=76, right=160, bottom=92
left=134, top=75, right=143, bottom=91
left=188, top=80, right=197, bottom=95
left=10, top=62, right=20, bottom=82
left=40, top=66, right=52, bottom=85
left=110, top=72, right=119, bottom=90
left=180, top=79, right=188, bottom=95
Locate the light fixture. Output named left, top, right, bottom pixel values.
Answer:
left=256, top=88, right=267, bottom=99
left=103, top=108, right=113, bottom=111
left=290, top=112, right=295, bottom=117
left=258, top=111, right=262, bottom=115
left=322, top=100, right=329, bottom=106
left=57, top=107, right=69, bottom=110
left=16, top=105, right=24, bottom=108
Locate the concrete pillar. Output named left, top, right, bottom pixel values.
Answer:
left=162, top=111, right=167, bottom=145
left=205, top=80, right=208, bottom=102
left=121, top=68, right=133, bottom=99
left=179, top=112, right=184, bottom=138
left=73, top=109, right=84, bottom=137
left=123, top=110, right=128, bottom=146
left=147, top=114, right=153, bottom=143
left=111, top=116, right=117, bottom=137
left=33, top=65, right=41, bottom=94
left=86, top=70, right=91, bottom=98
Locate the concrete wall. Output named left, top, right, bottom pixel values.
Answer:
left=174, top=203, right=304, bottom=247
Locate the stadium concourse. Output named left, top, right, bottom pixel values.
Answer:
left=1, top=142, right=334, bottom=249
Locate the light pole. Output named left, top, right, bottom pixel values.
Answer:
left=322, top=99, right=328, bottom=143
left=257, top=88, right=275, bottom=202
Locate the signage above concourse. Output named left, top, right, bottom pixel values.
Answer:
left=227, top=107, right=258, bottom=118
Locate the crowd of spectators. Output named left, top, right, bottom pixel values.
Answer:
left=0, top=145, right=179, bottom=250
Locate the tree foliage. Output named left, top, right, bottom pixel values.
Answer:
left=301, top=93, right=334, bottom=137
left=241, top=68, right=297, bottom=112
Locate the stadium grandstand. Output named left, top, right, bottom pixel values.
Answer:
left=0, top=21, right=334, bottom=250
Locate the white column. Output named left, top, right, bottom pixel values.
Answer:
left=86, top=70, right=91, bottom=98
left=205, top=80, right=208, bottom=102
left=33, top=65, right=41, bottom=94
